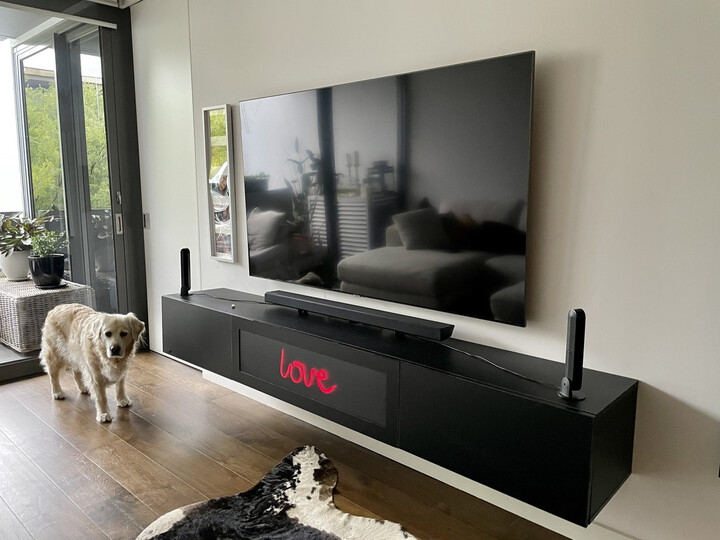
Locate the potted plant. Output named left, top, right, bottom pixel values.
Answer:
left=0, top=212, right=50, bottom=281
left=28, top=229, right=68, bottom=288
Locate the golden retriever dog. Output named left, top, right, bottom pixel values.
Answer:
left=40, top=303, right=145, bottom=423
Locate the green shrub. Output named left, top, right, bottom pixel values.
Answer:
left=0, top=212, right=51, bottom=256
left=30, top=229, right=68, bottom=258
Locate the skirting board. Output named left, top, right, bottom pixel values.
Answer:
left=197, top=361, right=632, bottom=540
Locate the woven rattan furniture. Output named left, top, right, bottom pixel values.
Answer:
left=0, top=277, right=95, bottom=353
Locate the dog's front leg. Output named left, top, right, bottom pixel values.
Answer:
left=116, top=375, right=132, bottom=408
left=90, top=380, right=112, bottom=423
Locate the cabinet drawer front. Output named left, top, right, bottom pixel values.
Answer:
left=399, top=362, right=594, bottom=526
left=236, top=319, right=399, bottom=444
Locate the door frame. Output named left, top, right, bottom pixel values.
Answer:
left=11, top=4, right=148, bottom=333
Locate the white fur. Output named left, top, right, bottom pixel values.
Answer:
left=39, top=303, right=145, bottom=423
left=135, top=503, right=202, bottom=540
left=287, top=446, right=416, bottom=539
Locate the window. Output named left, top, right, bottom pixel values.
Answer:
left=20, top=45, right=67, bottom=236
left=15, top=28, right=117, bottom=311
left=4, top=5, right=147, bottom=323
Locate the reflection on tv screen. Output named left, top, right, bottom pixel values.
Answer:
left=240, top=51, right=534, bottom=326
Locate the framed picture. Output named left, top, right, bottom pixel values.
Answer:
left=203, top=104, right=236, bottom=262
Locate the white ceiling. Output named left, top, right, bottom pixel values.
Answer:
left=0, top=5, right=52, bottom=41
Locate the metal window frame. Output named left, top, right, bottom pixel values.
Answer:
left=9, top=2, right=147, bottom=329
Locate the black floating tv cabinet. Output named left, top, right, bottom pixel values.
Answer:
left=162, top=289, right=638, bottom=527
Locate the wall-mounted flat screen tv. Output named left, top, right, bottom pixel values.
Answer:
left=240, top=51, right=534, bottom=326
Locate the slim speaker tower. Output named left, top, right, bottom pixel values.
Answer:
left=558, top=308, right=586, bottom=401
left=180, top=248, right=191, bottom=297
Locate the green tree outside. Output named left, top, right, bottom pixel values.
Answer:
left=24, top=79, right=111, bottom=214
left=83, top=81, right=111, bottom=210
left=208, top=109, right=228, bottom=177
left=24, top=83, right=63, bottom=212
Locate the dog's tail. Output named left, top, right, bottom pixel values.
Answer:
left=134, top=328, right=149, bottom=352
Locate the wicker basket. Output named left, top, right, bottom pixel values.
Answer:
left=0, top=277, right=95, bottom=353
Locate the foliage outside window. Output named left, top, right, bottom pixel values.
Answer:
left=24, top=68, right=110, bottom=213
left=208, top=110, right=228, bottom=176
left=24, top=81, right=64, bottom=213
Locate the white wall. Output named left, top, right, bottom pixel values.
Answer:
left=131, top=0, right=199, bottom=350
left=0, top=39, right=24, bottom=213
left=133, top=1, right=720, bottom=538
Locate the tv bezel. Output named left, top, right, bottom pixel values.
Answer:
left=238, top=50, right=535, bottom=327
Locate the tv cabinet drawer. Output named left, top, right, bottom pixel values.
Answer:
left=399, top=362, right=595, bottom=525
left=162, top=296, right=234, bottom=379
left=234, top=319, right=400, bottom=445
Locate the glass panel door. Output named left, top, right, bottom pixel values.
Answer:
left=74, top=31, right=117, bottom=312
left=17, top=26, right=118, bottom=313
left=20, top=45, right=69, bottom=249
left=19, top=44, right=71, bottom=281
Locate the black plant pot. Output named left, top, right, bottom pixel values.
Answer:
left=29, top=254, right=65, bottom=288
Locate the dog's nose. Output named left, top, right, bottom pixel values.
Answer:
left=110, top=345, right=121, bottom=356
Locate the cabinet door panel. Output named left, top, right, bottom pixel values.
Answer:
left=399, top=362, right=593, bottom=526
left=162, top=298, right=233, bottom=378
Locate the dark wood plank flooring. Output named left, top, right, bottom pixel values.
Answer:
left=0, top=351, right=566, bottom=540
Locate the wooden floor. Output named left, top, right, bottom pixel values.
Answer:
left=0, top=351, right=565, bottom=540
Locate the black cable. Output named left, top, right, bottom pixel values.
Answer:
left=419, top=336, right=560, bottom=391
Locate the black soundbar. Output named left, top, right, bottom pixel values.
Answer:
left=264, top=290, right=454, bottom=341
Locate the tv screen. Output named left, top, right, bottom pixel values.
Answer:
left=240, top=51, right=534, bottom=326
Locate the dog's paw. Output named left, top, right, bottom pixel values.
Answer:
left=96, top=413, right=113, bottom=423
left=79, top=388, right=90, bottom=395
left=117, top=397, right=132, bottom=408
left=52, top=390, right=65, bottom=400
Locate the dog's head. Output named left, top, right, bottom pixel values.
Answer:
left=97, top=312, right=146, bottom=360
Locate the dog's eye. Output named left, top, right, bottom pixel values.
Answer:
left=105, top=331, right=112, bottom=337
left=120, top=331, right=128, bottom=338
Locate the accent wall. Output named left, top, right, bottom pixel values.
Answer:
left=132, top=1, right=720, bottom=538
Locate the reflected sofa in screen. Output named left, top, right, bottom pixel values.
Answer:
left=337, top=200, right=527, bottom=324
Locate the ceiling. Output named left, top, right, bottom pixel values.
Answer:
left=0, top=5, right=53, bottom=41
left=0, top=0, right=144, bottom=42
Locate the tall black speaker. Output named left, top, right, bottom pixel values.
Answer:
left=180, top=248, right=191, bottom=297
left=558, top=308, right=586, bottom=401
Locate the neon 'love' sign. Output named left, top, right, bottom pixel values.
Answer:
left=279, top=348, right=337, bottom=394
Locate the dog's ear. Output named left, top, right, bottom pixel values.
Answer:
left=90, top=316, right=104, bottom=340
left=128, top=314, right=146, bottom=342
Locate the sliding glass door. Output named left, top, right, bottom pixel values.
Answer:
left=18, top=26, right=118, bottom=312
left=56, top=28, right=118, bottom=313
left=20, top=45, right=67, bottom=238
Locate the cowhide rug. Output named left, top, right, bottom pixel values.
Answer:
left=137, top=446, right=417, bottom=539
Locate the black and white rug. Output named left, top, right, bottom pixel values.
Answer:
left=137, top=446, right=417, bottom=539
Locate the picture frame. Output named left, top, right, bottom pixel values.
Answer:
left=203, top=104, right=237, bottom=262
